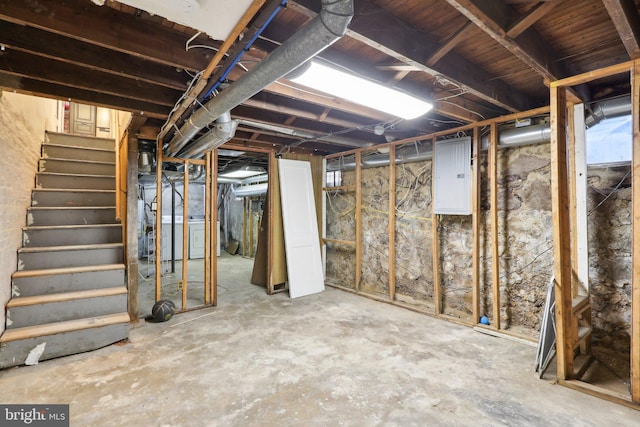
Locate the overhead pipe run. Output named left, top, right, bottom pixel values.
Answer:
left=164, top=0, right=354, bottom=157
left=328, top=95, right=633, bottom=171
left=237, top=119, right=372, bottom=148
left=177, top=112, right=238, bottom=159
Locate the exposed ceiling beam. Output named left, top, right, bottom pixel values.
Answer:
left=0, top=49, right=181, bottom=107
left=506, top=1, right=558, bottom=39
left=602, top=0, right=640, bottom=60
left=0, top=20, right=188, bottom=91
left=444, top=0, right=590, bottom=101
left=425, top=21, right=475, bottom=67
left=0, top=72, right=169, bottom=118
left=0, top=0, right=213, bottom=71
left=291, top=0, right=532, bottom=113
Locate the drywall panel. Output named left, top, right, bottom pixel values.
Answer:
left=278, top=159, right=324, bottom=298
left=433, top=137, right=471, bottom=215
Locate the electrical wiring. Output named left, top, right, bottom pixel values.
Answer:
left=326, top=190, right=356, bottom=217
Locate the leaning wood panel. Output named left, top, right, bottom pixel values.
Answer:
left=126, top=134, right=138, bottom=321
left=631, top=59, right=640, bottom=403
left=471, top=128, right=480, bottom=324
left=389, top=145, right=397, bottom=301
left=355, top=152, right=363, bottom=291
left=489, top=122, right=500, bottom=330
left=550, top=85, right=574, bottom=380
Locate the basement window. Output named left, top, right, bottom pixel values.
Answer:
left=586, top=115, right=632, bottom=166
left=326, top=170, right=343, bottom=188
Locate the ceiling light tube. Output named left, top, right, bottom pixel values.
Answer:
left=289, top=61, right=433, bottom=120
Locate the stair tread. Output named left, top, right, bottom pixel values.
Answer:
left=12, top=264, right=125, bottom=279
left=46, top=131, right=115, bottom=142
left=28, top=206, right=116, bottom=210
left=0, top=312, right=129, bottom=343
left=572, top=295, right=591, bottom=315
left=24, top=223, right=122, bottom=231
left=41, top=157, right=115, bottom=165
left=37, top=172, right=115, bottom=178
left=19, top=243, right=123, bottom=253
left=7, top=286, right=127, bottom=308
left=32, top=188, right=115, bottom=193
left=43, top=143, right=114, bottom=153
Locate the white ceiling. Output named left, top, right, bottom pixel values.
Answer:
left=114, top=0, right=256, bottom=41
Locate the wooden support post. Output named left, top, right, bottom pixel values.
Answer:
left=568, top=104, right=579, bottom=299
left=432, top=141, right=441, bottom=315
left=471, top=128, right=481, bottom=324
left=550, top=84, right=574, bottom=380
left=489, top=122, right=501, bottom=330
left=204, top=151, right=211, bottom=305
left=126, top=134, right=139, bottom=321
left=212, top=149, right=218, bottom=306
left=182, top=161, right=190, bottom=311
left=631, top=59, right=640, bottom=403
left=355, top=151, right=363, bottom=291
left=155, top=143, right=163, bottom=302
left=389, top=145, right=396, bottom=301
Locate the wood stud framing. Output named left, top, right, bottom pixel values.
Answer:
left=489, top=122, right=500, bottom=330
left=471, top=128, right=481, bottom=324
left=389, top=145, right=396, bottom=301
left=355, top=152, right=363, bottom=291
left=631, top=60, right=640, bottom=402
left=549, top=59, right=640, bottom=404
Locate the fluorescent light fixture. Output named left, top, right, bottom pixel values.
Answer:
left=289, top=61, right=433, bottom=120
left=220, top=165, right=265, bottom=179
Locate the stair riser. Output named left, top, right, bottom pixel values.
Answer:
left=36, top=174, right=115, bottom=190
left=18, top=247, right=123, bottom=270
left=32, top=191, right=115, bottom=207
left=39, top=159, right=114, bottom=176
left=7, top=294, right=127, bottom=329
left=0, top=323, right=128, bottom=369
left=28, top=208, right=117, bottom=226
left=23, top=226, right=122, bottom=247
left=46, top=133, right=114, bottom=150
left=13, top=269, right=125, bottom=297
left=42, top=145, right=115, bottom=163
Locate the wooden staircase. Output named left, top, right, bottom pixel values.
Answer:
left=0, top=132, right=129, bottom=368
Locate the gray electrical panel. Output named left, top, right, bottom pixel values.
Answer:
left=433, top=136, right=471, bottom=215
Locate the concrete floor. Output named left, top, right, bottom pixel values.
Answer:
left=1, top=256, right=639, bottom=426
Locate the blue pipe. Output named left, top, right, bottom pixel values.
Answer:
left=202, top=0, right=288, bottom=101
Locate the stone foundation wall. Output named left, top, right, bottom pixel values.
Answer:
left=325, top=142, right=630, bottom=348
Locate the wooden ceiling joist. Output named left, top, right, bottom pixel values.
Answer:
left=0, top=0, right=213, bottom=72
left=0, top=49, right=181, bottom=107
left=444, top=0, right=591, bottom=101
left=505, top=0, right=558, bottom=39
left=0, top=20, right=188, bottom=91
left=602, top=0, right=640, bottom=60
left=0, top=72, right=169, bottom=118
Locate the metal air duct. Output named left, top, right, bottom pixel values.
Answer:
left=164, top=0, right=354, bottom=157
left=233, top=183, right=268, bottom=197
left=238, top=119, right=371, bottom=148
left=177, top=112, right=238, bottom=159
left=585, top=95, right=631, bottom=127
